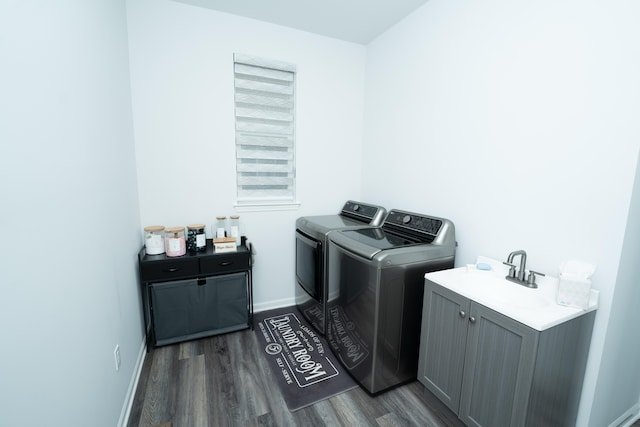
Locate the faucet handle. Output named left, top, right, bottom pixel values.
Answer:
left=527, top=270, right=545, bottom=286
left=503, top=261, right=517, bottom=278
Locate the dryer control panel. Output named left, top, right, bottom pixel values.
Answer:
left=341, top=200, right=387, bottom=225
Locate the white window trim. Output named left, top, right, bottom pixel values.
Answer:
left=233, top=201, right=301, bottom=213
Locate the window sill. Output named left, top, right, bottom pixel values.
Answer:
left=234, top=201, right=301, bottom=212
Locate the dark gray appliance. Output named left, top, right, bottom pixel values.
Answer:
left=326, top=209, right=456, bottom=394
left=295, top=200, right=387, bottom=335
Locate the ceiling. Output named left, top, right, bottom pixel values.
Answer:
left=173, top=0, right=430, bottom=45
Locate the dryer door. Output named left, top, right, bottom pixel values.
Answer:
left=295, top=229, right=322, bottom=301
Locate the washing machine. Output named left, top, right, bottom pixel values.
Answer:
left=295, top=200, right=387, bottom=334
left=325, top=209, right=456, bottom=394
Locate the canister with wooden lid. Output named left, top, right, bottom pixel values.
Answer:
left=187, top=224, right=206, bottom=253
left=229, top=215, right=241, bottom=245
left=144, top=225, right=165, bottom=255
left=165, top=227, right=186, bottom=257
left=215, top=216, right=227, bottom=238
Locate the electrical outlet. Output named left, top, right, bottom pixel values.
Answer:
left=114, top=345, right=121, bottom=371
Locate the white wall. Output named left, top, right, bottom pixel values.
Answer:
left=362, top=0, right=640, bottom=425
left=126, top=0, right=367, bottom=309
left=590, top=149, right=640, bottom=426
left=2, top=1, right=637, bottom=425
left=0, top=1, right=143, bottom=426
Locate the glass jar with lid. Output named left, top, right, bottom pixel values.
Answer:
left=187, top=224, right=206, bottom=253
left=144, top=225, right=165, bottom=255
left=229, top=215, right=241, bottom=245
left=165, top=226, right=186, bottom=257
left=215, top=216, right=227, bottom=238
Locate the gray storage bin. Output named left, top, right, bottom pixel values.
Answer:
left=150, top=272, right=248, bottom=346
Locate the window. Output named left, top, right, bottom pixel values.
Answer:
left=233, top=53, right=296, bottom=206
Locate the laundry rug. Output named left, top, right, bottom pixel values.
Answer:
left=253, top=307, right=359, bottom=412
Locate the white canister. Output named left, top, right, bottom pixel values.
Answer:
left=144, top=226, right=165, bottom=255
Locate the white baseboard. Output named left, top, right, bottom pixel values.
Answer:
left=253, top=297, right=296, bottom=313
left=118, top=339, right=147, bottom=427
left=610, top=402, right=640, bottom=427
left=116, top=299, right=295, bottom=426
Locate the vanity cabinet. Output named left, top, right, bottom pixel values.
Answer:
left=418, top=279, right=595, bottom=427
left=138, top=239, right=253, bottom=348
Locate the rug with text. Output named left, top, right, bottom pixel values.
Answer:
left=253, top=307, right=359, bottom=412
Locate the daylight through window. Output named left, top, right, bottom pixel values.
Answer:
left=233, top=53, right=296, bottom=205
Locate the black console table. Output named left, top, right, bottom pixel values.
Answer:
left=138, top=237, right=253, bottom=349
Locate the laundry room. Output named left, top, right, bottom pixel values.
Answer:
left=3, top=1, right=640, bottom=426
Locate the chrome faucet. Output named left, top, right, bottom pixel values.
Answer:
left=506, top=250, right=527, bottom=281
left=503, top=250, right=543, bottom=288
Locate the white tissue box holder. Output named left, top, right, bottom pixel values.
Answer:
left=556, top=275, right=591, bottom=309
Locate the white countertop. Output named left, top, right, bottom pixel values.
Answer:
left=424, top=257, right=599, bottom=331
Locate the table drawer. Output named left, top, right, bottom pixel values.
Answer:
left=140, top=258, right=199, bottom=282
left=200, top=253, right=250, bottom=275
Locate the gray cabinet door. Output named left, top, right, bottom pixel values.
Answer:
left=418, top=280, right=470, bottom=413
left=459, top=303, right=538, bottom=427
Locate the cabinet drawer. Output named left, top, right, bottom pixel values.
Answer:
left=140, top=258, right=199, bottom=282
left=200, top=252, right=249, bottom=275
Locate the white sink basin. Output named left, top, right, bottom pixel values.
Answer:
left=463, top=270, right=552, bottom=309
left=425, top=260, right=599, bottom=331
left=492, top=284, right=550, bottom=309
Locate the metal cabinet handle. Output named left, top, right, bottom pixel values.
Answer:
left=163, top=267, right=179, bottom=273
left=219, top=261, right=233, bottom=266
left=459, top=310, right=466, bottom=318
left=469, top=316, right=476, bottom=324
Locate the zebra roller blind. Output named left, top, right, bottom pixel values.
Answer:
left=234, top=53, right=296, bottom=204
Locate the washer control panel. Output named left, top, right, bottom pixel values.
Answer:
left=384, top=210, right=443, bottom=236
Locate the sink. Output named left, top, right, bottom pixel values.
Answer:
left=425, top=260, right=599, bottom=331
left=491, top=285, right=551, bottom=309
left=459, top=269, right=552, bottom=309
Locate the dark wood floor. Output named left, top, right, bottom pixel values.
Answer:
left=127, top=327, right=466, bottom=427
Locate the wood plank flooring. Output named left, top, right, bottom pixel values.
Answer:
left=127, top=327, right=465, bottom=427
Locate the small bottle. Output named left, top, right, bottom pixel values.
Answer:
left=229, top=215, right=240, bottom=245
left=215, top=216, right=227, bottom=238
left=144, top=225, right=165, bottom=255
left=187, top=224, right=206, bottom=253
left=165, top=227, right=186, bottom=257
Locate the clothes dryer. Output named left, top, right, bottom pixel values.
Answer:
left=295, top=200, right=386, bottom=334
